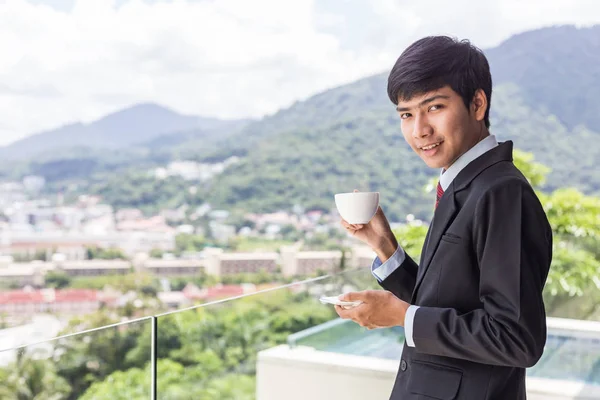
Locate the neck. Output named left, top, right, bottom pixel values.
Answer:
left=444, top=127, right=490, bottom=170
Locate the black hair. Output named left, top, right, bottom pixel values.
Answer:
left=387, top=36, right=492, bottom=128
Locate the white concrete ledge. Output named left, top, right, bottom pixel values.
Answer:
left=257, top=345, right=600, bottom=400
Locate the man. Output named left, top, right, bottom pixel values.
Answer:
left=337, top=36, right=552, bottom=399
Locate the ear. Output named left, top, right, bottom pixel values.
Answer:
left=471, top=89, right=487, bottom=122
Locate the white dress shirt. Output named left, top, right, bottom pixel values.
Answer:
left=371, top=134, right=499, bottom=347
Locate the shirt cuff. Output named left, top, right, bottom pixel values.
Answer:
left=371, top=245, right=406, bottom=282
left=404, top=305, right=420, bottom=347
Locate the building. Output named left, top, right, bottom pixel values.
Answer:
left=55, top=259, right=131, bottom=277
left=203, top=248, right=279, bottom=277
left=0, top=261, right=49, bottom=287
left=1, top=235, right=96, bottom=261
left=280, top=247, right=343, bottom=276
left=140, top=258, right=205, bottom=277
left=0, top=231, right=176, bottom=260
left=0, top=288, right=101, bottom=316
left=0, top=246, right=377, bottom=287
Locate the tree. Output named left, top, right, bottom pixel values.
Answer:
left=45, top=272, right=72, bottom=289
left=149, top=248, right=164, bottom=258
left=53, top=312, right=148, bottom=399
left=0, top=349, right=72, bottom=400
left=86, top=246, right=127, bottom=260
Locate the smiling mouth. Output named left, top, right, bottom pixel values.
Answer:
left=420, top=141, right=443, bottom=150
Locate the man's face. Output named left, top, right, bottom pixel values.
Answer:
left=396, top=86, right=484, bottom=170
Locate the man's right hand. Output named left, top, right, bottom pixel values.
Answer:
left=340, top=205, right=398, bottom=263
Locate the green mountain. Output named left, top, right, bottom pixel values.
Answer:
left=0, top=103, right=247, bottom=161
left=202, top=25, right=600, bottom=221
left=486, top=25, right=600, bottom=130
left=5, top=25, right=599, bottom=222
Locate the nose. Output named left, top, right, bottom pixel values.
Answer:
left=412, top=113, right=433, bottom=139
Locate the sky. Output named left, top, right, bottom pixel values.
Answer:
left=0, top=0, right=599, bottom=146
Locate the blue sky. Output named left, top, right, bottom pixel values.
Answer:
left=0, top=0, right=599, bottom=145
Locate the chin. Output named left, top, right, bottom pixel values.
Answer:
left=421, top=158, right=445, bottom=169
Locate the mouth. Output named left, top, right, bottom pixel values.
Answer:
left=419, top=141, right=443, bottom=151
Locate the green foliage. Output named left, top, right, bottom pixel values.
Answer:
left=70, top=272, right=155, bottom=292
left=87, top=171, right=197, bottom=216
left=541, top=188, right=600, bottom=306
left=52, top=312, right=148, bottom=399
left=201, top=80, right=600, bottom=220
left=545, top=244, right=600, bottom=297
left=175, top=233, right=207, bottom=254
left=11, top=281, right=349, bottom=399
left=168, top=273, right=218, bottom=291
left=0, top=350, right=71, bottom=400
left=79, top=359, right=255, bottom=400
left=220, top=270, right=282, bottom=285
left=149, top=248, right=164, bottom=258
left=391, top=223, right=429, bottom=261
left=11, top=249, right=49, bottom=263
left=512, top=149, right=550, bottom=188
left=227, top=236, right=294, bottom=252
left=45, top=271, right=72, bottom=289
left=540, top=188, right=600, bottom=239
left=71, top=289, right=337, bottom=399
left=21, top=79, right=600, bottom=222
left=86, top=246, right=128, bottom=260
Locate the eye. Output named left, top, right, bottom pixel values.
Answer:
left=429, top=104, right=444, bottom=111
left=400, top=113, right=412, bottom=120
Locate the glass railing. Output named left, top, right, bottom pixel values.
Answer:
left=154, top=267, right=376, bottom=400
left=0, top=317, right=154, bottom=400
left=1, top=267, right=600, bottom=399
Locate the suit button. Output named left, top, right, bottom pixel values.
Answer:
left=400, top=360, right=407, bottom=371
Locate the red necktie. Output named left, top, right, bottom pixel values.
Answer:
left=435, top=181, right=444, bottom=209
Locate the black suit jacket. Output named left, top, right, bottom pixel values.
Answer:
left=380, top=141, right=552, bottom=400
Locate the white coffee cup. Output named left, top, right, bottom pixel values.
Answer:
left=334, top=192, right=380, bottom=224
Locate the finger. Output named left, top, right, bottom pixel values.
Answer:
left=353, top=189, right=360, bottom=193
left=340, top=219, right=356, bottom=231
left=339, top=291, right=364, bottom=302
left=335, top=305, right=351, bottom=318
left=342, top=219, right=361, bottom=229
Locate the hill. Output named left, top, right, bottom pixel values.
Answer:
left=0, top=103, right=245, bottom=161
left=201, top=25, right=600, bottom=220
left=3, top=25, right=599, bottom=221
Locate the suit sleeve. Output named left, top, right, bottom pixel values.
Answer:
left=377, top=251, right=419, bottom=303
left=411, top=179, right=552, bottom=367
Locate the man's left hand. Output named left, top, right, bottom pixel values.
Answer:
left=335, top=290, right=410, bottom=329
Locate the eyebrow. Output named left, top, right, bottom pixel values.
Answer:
left=396, top=95, right=451, bottom=112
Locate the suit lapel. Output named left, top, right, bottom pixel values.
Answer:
left=410, top=140, right=515, bottom=303
left=411, top=183, right=457, bottom=302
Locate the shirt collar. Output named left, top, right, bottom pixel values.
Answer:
left=439, top=134, right=499, bottom=191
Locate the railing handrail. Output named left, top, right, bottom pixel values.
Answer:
left=0, top=269, right=353, bottom=353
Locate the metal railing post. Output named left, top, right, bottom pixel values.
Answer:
left=151, top=316, right=158, bottom=400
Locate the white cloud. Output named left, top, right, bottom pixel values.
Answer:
left=0, top=0, right=599, bottom=146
